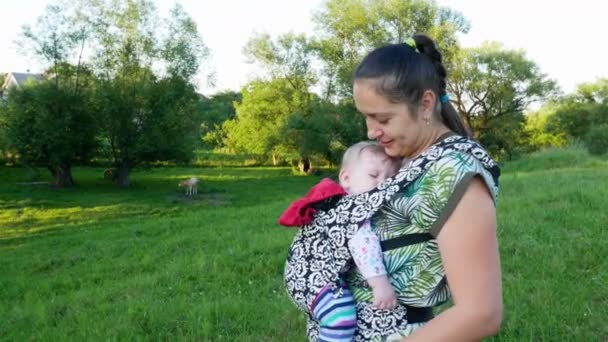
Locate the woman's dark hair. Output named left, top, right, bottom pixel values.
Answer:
left=354, top=34, right=471, bottom=137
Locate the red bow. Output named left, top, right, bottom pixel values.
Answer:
left=278, top=178, right=347, bottom=227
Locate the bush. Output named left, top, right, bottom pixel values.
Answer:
left=502, top=143, right=607, bottom=173
left=584, top=124, right=608, bottom=156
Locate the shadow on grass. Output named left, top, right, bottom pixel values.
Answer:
left=0, top=166, right=327, bottom=243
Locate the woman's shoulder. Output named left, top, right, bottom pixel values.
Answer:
left=428, top=150, right=486, bottom=173
left=421, top=150, right=499, bottom=202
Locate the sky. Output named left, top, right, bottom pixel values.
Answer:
left=1, top=0, right=606, bottom=95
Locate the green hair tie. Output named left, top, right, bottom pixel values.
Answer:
left=404, top=38, right=418, bottom=52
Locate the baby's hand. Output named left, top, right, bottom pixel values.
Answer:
left=367, top=276, right=398, bottom=310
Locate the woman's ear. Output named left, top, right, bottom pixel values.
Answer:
left=419, top=90, right=437, bottom=119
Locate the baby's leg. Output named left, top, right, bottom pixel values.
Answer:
left=310, top=284, right=357, bottom=342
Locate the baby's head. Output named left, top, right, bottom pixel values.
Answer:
left=339, top=141, right=401, bottom=195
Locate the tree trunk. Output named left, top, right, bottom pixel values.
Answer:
left=505, top=143, right=513, bottom=161
left=462, top=113, right=474, bottom=136
left=272, top=153, right=278, bottom=166
left=471, top=117, right=487, bottom=140
left=298, top=158, right=311, bottom=174
left=116, top=162, right=130, bottom=188
left=48, top=163, right=74, bottom=187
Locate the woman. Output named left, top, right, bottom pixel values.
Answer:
left=304, top=35, right=503, bottom=341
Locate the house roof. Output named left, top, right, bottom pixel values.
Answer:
left=10, top=72, right=44, bottom=86
left=1, top=72, right=44, bottom=94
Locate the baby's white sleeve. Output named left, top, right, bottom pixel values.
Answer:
left=347, top=220, right=387, bottom=279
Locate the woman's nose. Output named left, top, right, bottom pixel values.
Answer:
left=367, top=124, right=382, bottom=140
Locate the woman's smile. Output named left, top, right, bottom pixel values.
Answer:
left=379, top=139, right=394, bottom=147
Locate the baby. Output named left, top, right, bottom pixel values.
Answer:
left=338, top=141, right=400, bottom=309
left=280, top=141, right=401, bottom=341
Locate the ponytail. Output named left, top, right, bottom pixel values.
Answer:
left=354, top=34, right=472, bottom=138
left=411, top=34, right=472, bottom=137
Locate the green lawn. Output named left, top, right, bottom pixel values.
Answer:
left=1, top=150, right=607, bottom=341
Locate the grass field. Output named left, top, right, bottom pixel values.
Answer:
left=1, top=148, right=607, bottom=341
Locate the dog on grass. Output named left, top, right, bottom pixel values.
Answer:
left=179, top=177, right=198, bottom=196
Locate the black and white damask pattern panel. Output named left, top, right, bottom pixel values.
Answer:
left=352, top=302, right=409, bottom=341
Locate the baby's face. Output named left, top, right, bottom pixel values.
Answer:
left=343, top=150, right=397, bottom=195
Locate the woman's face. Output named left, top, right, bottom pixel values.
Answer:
left=353, top=80, right=432, bottom=158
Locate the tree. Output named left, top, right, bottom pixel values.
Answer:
left=573, top=78, right=608, bottom=104
left=80, top=0, right=212, bottom=187
left=233, top=0, right=467, bottom=167
left=19, top=1, right=91, bottom=93
left=282, top=99, right=368, bottom=168
left=134, top=77, right=201, bottom=163
left=241, top=32, right=323, bottom=167
left=222, top=78, right=366, bottom=168
left=7, top=2, right=96, bottom=186
left=546, top=79, right=608, bottom=149
left=93, top=71, right=203, bottom=187
left=222, top=77, right=331, bottom=166
left=4, top=81, right=97, bottom=186
left=244, top=32, right=316, bottom=92
left=547, top=101, right=602, bottom=140
left=329, top=100, right=369, bottom=156
left=199, top=91, right=241, bottom=148
left=584, top=124, right=608, bottom=156
left=9, top=0, right=212, bottom=187
left=222, top=79, right=298, bottom=163
left=311, top=0, right=469, bottom=100
left=295, top=0, right=470, bottom=164
left=161, top=3, right=212, bottom=83
left=0, top=73, right=8, bottom=163
left=449, top=42, right=559, bottom=159
left=524, top=103, right=567, bottom=151
left=0, top=101, right=13, bottom=164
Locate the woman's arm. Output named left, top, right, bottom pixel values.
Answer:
left=403, top=177, right=503, bottom=341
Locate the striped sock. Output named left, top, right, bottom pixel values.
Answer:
left=311, top=286, right=357, bottom=342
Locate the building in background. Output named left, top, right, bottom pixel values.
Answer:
left=0, top=72, right=44, bottom=99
